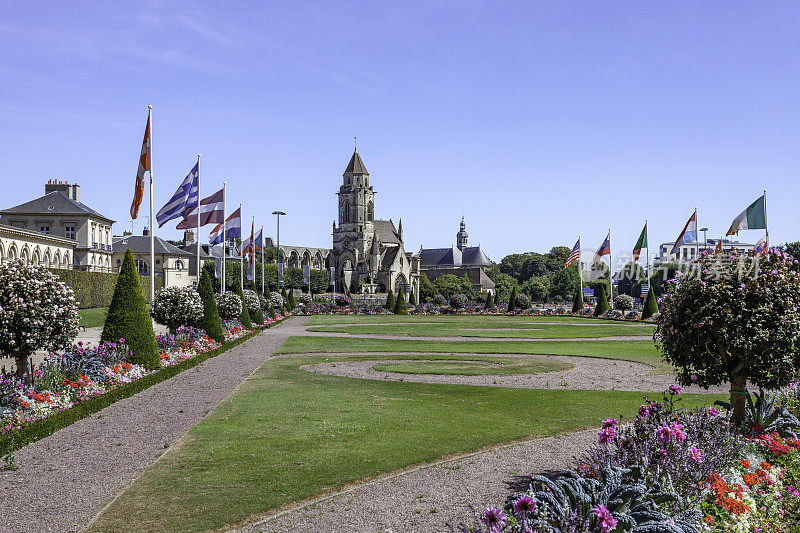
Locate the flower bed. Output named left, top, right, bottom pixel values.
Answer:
left=477, top=386, right=800, bottom=532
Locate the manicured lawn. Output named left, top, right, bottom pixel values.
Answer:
left=306, top=322, right=653, bottom=338
left=88, top=352, right=721, bottom=532
left=278, top=336, right=675, bottom=374
left=306, top=314, right=623, bottom=326
left=371, top=357, right=573, bottom=376
left=78, top=307, right=108, bottom=328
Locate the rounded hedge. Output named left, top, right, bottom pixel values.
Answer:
left=215, top=292, right=243, bottom=320
left=152, top=286, right=203, bottom=333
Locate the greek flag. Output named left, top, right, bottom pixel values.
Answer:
left=155, top=163, right=199, bottom=227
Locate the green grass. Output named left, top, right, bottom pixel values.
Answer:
left=78, top=307, right=108, bottom=328
left=371, top=357, right=573, bottom=376
left=88, top=352, right=722, bottom=532
left=306, top=314, right=623, bottom=326
left=307, top=322, right=653, bottom=338
left=278, top=336, right=676, bottom=374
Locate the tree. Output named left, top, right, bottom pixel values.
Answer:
left=408, top=290, right=417, bottom=306
left=152, top=287, right=203, bottom=333
left=617, top=262, right=646, bottom=297
left=506, top=286, right=517, bottom=312
left=243, top=289, right=264, bottom=325
left=656, top=250, right=800, bottom=423
left=418, top=274, right=435, bottom=303
left=593, top=285, right=608, bottom=317
left=641, top=285, right=658, bottom=319
left=432, top=274, right=475, bottom=300
left=394, top=288, right=408, bottom=314
left=613, top=294, right=634, bottom=311
left=546, top=268, right=578, bottom=301
left=572, top=285, right=583, bottom=313
left=234, top=283, right=253, bottom=329
left=310, top=269, right=330, bottom=293
left=101, top=249, right=159, bottom=370
left=484, top=291, right=494, bottom=310
left=385, top=289, right=396, bottom=311
left=287, top=290, right=296, bottom=310
left=522, top=275, right=550, bottom=302
left=196, top=269, right=225, bottom=342
left=0, top=261, right=80, bottom=377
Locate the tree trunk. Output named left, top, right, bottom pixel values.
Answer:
left=14, top=354, right=30, bottom=379
left=730, top=371, right=747, bottom=425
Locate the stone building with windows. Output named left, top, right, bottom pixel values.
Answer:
left=0, top=223, right=75, bottom=269
left=112, top=229, right=194, bottom=288
left=331, top=149, right=420, bottom=296
left=418, top=217, right=495, bottom=294
left=0, top=180, right=114, bottom=271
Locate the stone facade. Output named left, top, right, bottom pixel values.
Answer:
left=419, top=217, right=495, bottom=294
left=112, top=230, right=194, bottom=288
left=0, top=224, right=75, bottom=268
left=331, top=150, right=419, bottom=296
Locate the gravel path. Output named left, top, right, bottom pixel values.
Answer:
left=301, top=354, right=726, bottom=394
left=243, top=429, right=598, bottom=533
left=0, top=317, right=307, bottom=533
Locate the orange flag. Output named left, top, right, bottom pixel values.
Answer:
left=130, top=113, right=151, bottom=219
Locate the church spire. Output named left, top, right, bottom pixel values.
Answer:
left=398, top=218, right=403, bottom=240
left=456, top=216, right=468, bottom=250
left=344, top=149, right=369, bottom=175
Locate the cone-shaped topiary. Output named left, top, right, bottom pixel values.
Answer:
left=234, top=283, right=253, bottom=329
left=101, top=249, right=159, bottom=369
left=484, top=291, right=494, bottom=310
left=593, top=285, right=609, bottom=316
left=394, top=288, right=408, bottom=314
left=197, top=269, right=225, bottom=342
left=506, top=286, right=517, bottom=313
left=641, top=285, right=657, bottom=319
left=287, top=290, right=296, bottom=310
left=385, top=289, right=395, bottom=311
left=572, top=285, right=584, bottom=313
left=268, top=299, right=277, bottom=320
left=408, top=290, right=416, bottom=306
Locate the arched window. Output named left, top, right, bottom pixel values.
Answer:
left=367, top=201, right=374, bottom=222
left=175, top=259, right=184, bottom=271
left=342, top=201, right=350, bottom=223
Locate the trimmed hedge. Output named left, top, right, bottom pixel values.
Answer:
left=53, top=268, right=162, bottom=309
left=0, top=317, right=288, bottom=456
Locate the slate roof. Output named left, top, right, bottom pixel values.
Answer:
left=381, top=246, right=400, bottom=269
left=461, top=246, right=492, bottom=266
left=423, top=267, right=496, bottom=290
left=344, top=150, right=369, bottom=174
left=374, top=219, right=401, bottom=244
left=179, top=242, right=214, bottom=259
left=113, top=235, right=192, bottom=256
left=419, top=245, right=492, bottom=268
left=0, top=191, right=114, bottom=223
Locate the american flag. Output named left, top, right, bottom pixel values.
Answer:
left=565, top=239, right=581, bottom=268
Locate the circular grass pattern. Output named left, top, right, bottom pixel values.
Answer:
left=371, top=358, right=572, bottom=377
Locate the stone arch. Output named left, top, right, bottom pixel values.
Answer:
left=64, top=252, right=71, bottom=268
left=54, top=250, right=61, bottom=268
left=32, top=247, right=42, bottom=266
left=288, top=250, right=300, bottom=268
left=43, top=249, right=52, bottom=268
left=0, top=241, right=5, bottom=263
left=366, top=201, right=374, bottom=222
left=8, top=243, right=17, bottom=262
left=394, top=273, right=408, bottom=295
left=314, top=251, right=323, bottom=269
left=342, top=200, right=350, bottom=223
left=175, top=259, right=184, bottom=271
left=20, top=245, right=29, bottom=265
left=302, top=250, right=311, bottom=266
left=105, top=257, right=110, bottom=271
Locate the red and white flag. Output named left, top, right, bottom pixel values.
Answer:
left=176, top=187, right=224, bottom=229
left=130, top=113, right=151, bottom=219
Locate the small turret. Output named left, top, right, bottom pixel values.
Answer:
left=456, top=216, right=468, bottom=251
left=398, top=218, right=403, bottom=241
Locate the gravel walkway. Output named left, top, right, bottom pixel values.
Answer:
left=0, top=317, right=307, bottom=533
left=243, top=429, right=598, bottom=533
left=301, top=354, right=726, bottom=394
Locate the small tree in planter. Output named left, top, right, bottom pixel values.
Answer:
left=243, top=289, right=264, bottom=325
left=0, top=261, right=80, bottom=377
left=234, top=284, right=253, bottom=328
left=484, top=292, right=495, bottom=310
left=656, top=249, right=800, bottom=424
left=506, top=286, right=517, bottom=313
left=408, top=290, right=417, bottom=306
left=572, top=286, right=583, bottom=313
left=433, top=294, right=447, bottom=306
left=641, top=286, right=657, bottom=319
left=593, top=285, right=608, bottom=317
left=196, top=270, right=225, bottom=342
left=613, top=294, right=634, bottom=312
left=101, top=249, right=158, bottom=370
left=514, top=293, right=531, bottom=310
left=394, top=288, right=408, bottom=315
left=287, top=290, right=296, bottom=311
left=385, top=289, right=396, bottom=311
left=215, top=292, right=243, bottom=321
left=152, top=286, right=203, bottom=333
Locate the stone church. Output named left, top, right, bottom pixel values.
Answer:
left=331, top=149, right=419, bottom=297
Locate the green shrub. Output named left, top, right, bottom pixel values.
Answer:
left=593, top=284, right=609, bottom=317
left=506, top=286, right=517, bottom=312
left=572, top=286, right=583, bottom=312
left=613, top=294, right=634, bottom=311
left=484, top=292, right=494, bottom=309
left=101, top=249, right=159, bottom=370
left=287, top=290, right=296, bottom=310
left=234, top=283, right=253, bottom=329
left=408, top=290, right=417, bottom=306
left=196, top=270, right=225, bottom=342
left=641, top=285, right=657, bottom=319
left=394, top=288, right=408, bottom=315
left=53, top=268, right=161, bottom=308
left=385, top=289, right=396, bottom=311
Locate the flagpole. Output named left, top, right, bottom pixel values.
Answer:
left=645, top=220, right=650, bottom=293
left=577, top=235, right=583, bottom=308
left=221, top=182, right=226, bottom=294
left=694, top=207, right=699, bottom=261
left=196, top=154, right=201, bottom=282
left=260, top=225, right=265, bottom=296
left=763, top=189, right=769, bottom=250
left=240, top=203, right=244, bottom=293
left=148, top=105, right=155, bottom=305
left=608, top=229, right=613, bottom=310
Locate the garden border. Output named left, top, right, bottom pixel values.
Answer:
left=0, top=317, right=288, bottom=456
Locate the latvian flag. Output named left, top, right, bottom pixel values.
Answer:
left=208, top=207, right=241, bottom=245
left=176, top=188, right=225, bottom=229
left=156, top=163, right=198, bottom=227
left=593, top=232, right=611, bottom=267
left=564, top=239, right=580, bottom=268
left=670, top=211, right=697, bottom=255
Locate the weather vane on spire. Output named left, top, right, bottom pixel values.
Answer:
left=354, top=136, right=357, bottom=152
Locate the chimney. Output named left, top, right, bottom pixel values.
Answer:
left=71, top=183, right=79, bottom=201
left=44, top=180, right=79, bottom=201
left=183, top=229, right=195, bottom=245
left=123, top=230, right=132, bottom=237
left=143, top=226, right=149, bottom=236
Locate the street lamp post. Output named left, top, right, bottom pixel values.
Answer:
left=272, top=211, right=286, bottom=290
left=700, top=227, right=709, bottom=253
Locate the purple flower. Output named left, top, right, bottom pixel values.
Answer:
left=669, top=384, right=682, bottom=395
left=481, top=507, right=507, bottom=530
left=690, top=373, right=698, bottom=382
left=688, top=447, right=704, bottom=464
left=669, top=422, right=687, bottom=442
left=657, top=425, right=672, bottom=442
left=512, top=495, right=535, bottom=517
left=707, top=407, right=719, bottom=417
left=598, top=426, right=616, bottom=445
left=601, top=417, right=618, bottom=429
left=592, top=504, right=618, bottom=533
left=637, top=405, right=650, bottom=418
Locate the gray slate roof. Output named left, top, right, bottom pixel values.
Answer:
left=374, top=219, right=400, bottom=244
left=0, top=191, right=114, bottom=223
left=113, top=235, right=192, bottom=256
left=344, top=150, right=369, bottom=174
left=179, top=242, right=214, bottom=259
left=423, top=267, right=496, bottom=290
left=419, top=245, right=492, bottom=268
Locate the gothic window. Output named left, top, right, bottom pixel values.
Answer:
left=367, top=201, right=374, bottom=222
left=342, top=201, right=350, bottom=223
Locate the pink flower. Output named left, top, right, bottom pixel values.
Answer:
left=657, top=425, right=672, bottom=442
left=669, top=384, right=682, bottom=395
left=592, top=504, right=618, bottom=533
left=707, top=407, right=719, bottom=417
left=669, top=422, right=686, bottom=442
left=598, top=427, right=616, bottom=445
left=688, top=447, right=704, bottom=464
left=601, top=417, right=618, bottom=429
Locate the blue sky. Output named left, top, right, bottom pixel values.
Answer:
left=2, top=1, right=798, bottom=266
